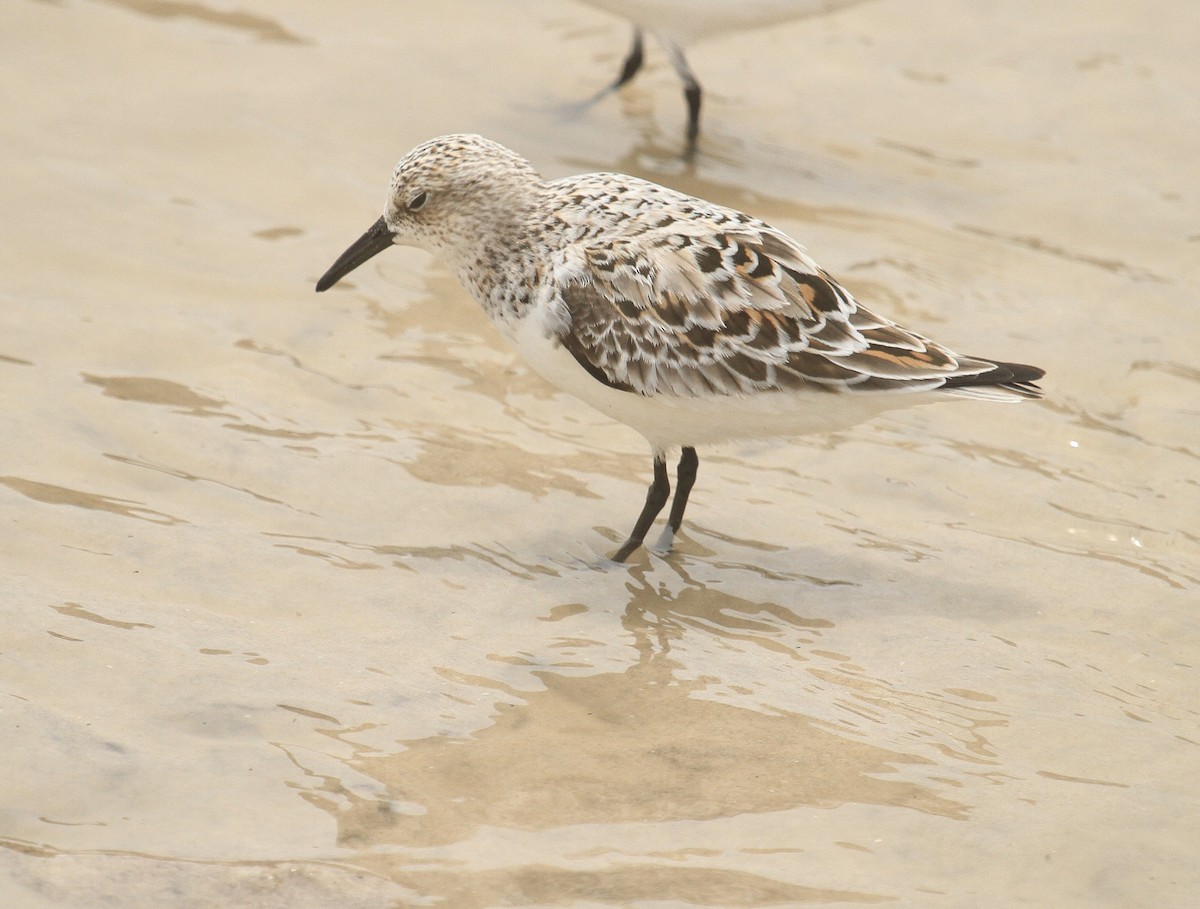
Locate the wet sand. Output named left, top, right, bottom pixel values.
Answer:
left=2, top=1, right=1197, bottom=906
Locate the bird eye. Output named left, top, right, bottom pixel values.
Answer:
left=407, top=191, right=428, bottom=212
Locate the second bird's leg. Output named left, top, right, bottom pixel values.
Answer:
left=580, top=28, right=645, bottom=111
left=611, top=455, right=671, bottom=563
left=660, top=38, right=703, bottom=153
left=612, top=28, right=645, bottom=90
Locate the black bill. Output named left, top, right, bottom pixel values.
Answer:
left=315, top=216, right=394, bottom=292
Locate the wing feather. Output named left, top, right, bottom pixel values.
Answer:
left=549, top=220, right=1041, bottom=399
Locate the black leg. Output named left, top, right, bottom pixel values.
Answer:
left=682, top=79, right=701, bottom=151
left=579, top=28, right=645, bottom=111
left=666, top=447, right=699, bottom=533
left=662, top=40, right=702, bottom=153
left=612, top=28, right=645, bottom=90
left=612, top=456, right=671, bottom=562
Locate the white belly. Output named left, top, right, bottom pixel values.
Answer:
left=577, top=0, right=873, bottom=46
left=508, top=310, right=946, bottom=455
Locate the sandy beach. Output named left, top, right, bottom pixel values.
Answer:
left=1, top=1, right=1197, bottom=906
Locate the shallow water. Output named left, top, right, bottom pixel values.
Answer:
left=2, top=1, right=1197, bottom=906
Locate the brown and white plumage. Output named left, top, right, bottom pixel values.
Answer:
left=545, top=185, right=1037, bottom=399
left=316, top=135, right=1044, bottom=561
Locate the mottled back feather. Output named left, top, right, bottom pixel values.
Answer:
left=548, top=207, right=1042, bottom=399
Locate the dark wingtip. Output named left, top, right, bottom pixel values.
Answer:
left=944, top=359, right=1046, bottom=398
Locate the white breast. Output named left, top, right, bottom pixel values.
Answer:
left=507, top=300, right=950, bottom=455
left=576, top=0, right=873, bottom=46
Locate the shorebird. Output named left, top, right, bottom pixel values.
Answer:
left=574, top=0, right=875, bottom=153
left=316, top=135, right=1043, bottom=562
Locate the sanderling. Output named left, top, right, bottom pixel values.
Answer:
left=574, top=0, right=875, bottom=153
left=316, top=134, right=1043, bottom=562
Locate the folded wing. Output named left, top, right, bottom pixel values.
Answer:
left=551, top=225, right=1043, bottom=400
